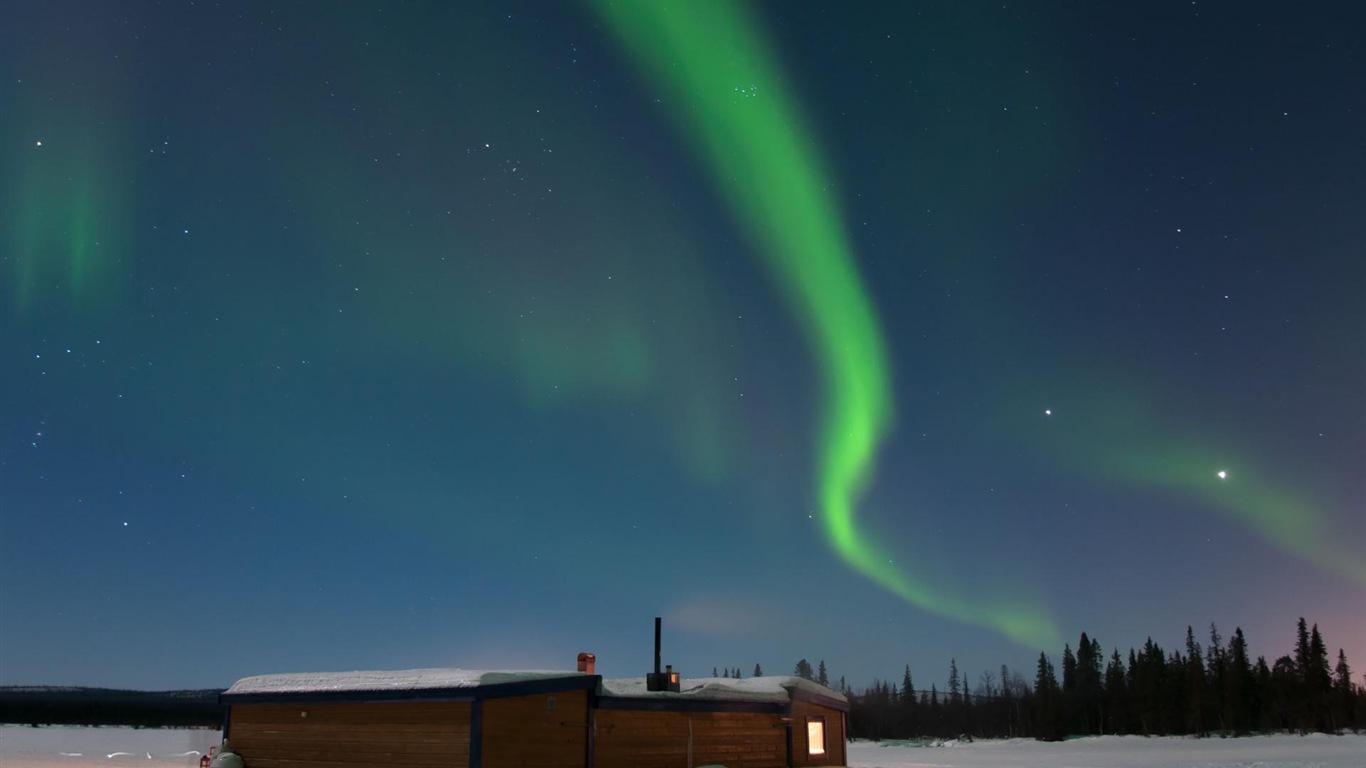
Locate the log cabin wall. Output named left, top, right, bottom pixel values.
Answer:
left=221, top=674, right=848, bottom=768
left=226, top=701, right=470, bottom=768
left=788, top=699, right=846, bottom=767
left=481, top=689, right=589, bottom=768
left=594, top=709, right=788, bottom=768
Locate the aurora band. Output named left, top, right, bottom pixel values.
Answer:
left=592, top=0, right=1059, bottom=648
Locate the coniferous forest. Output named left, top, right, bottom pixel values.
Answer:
left=785, top=618, right=1363, bottom=741
left=0, top=687, right=223, bottom=727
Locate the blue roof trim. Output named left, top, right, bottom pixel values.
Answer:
left=220, top=674, right=597, bottom=705
left=469, top=699, right=483, bottom=768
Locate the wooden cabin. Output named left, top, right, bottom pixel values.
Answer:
left=219, top=668, right=848, bottom=768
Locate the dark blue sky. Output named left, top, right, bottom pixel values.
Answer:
left=2, top=0, right=1362, bottom=691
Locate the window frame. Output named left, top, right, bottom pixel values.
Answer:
left=806, top=716, right=827, bottom=756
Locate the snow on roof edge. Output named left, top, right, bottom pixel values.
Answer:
left=224, top=668, right=846, bottom=706
left=599, top=675, right=847, bottom=704
left=224, top=668, right=585, bottom=696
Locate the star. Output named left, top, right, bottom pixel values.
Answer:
left=1217, top=470, right=1228, bottom=480
left=1044, top=408, right=1052, bottom=416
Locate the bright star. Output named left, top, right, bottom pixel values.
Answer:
left=1044, top=408, right=1052, bottom=416
left=1217, top=470, right=1228, bottom=480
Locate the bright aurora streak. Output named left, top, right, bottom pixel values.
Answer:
left=593, top=0, right=1059, bottom=648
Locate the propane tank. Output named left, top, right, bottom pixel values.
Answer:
left=209, top=740, right=244, bottom=768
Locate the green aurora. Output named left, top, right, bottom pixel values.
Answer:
left=1, top=24, right=133, bottom=314
left=1083, top=395, right=1366, bottom=587
left=1109, top=447, right=1366, bottom=585
left=3, top=118, right=130, bottom=312
left=998, top=377, right=1366, bottom=588
left=593, top=0, right=1060, bottom=648
left=242, top=2, right=765, bottom=492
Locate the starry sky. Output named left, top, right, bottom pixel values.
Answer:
left=2, top=1, right=1362, bottom=691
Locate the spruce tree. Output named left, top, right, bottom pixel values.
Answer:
left=1131, top=638, right=1166, bottom=736
left=961, top=671, right=975, bottom=738
left=1226, top=628, right=1254, bottom=734
left=1033, top=652, right=1062, bottom=740
left=794, top=659, right=814, bottom=681
left=1276, top=653, right=1303, bottom=731
left=1307, top=624, right=1331, bottom=730
left=901, top=665, right=918, bottom=735
left=1255, top=656, right=1276, bottom=731
left=948, top=658, right=962, bottom=703
left=1105, top=649, right=1127, bottom=734
left=1205, top=624, right=1228, bottom=733
left=1184, top=626, right=1207, bottom=735
left=944, top=659, right=962, bottom=735
left=818, top=660, right=829, bottom=688
left=998, top=663, right=1021, bottom=738
left=1294, top=618, right=1311, bottom=673
left=1166, top=647, right=1187, bottom=735
left=1081, top=634, right=1103, bottom=735
left=928, top=685, right=943, bottom=737
left=1061, top=644, right=1077, bottom=693
left=1059, top=644, right=1078, bottom=735
left=1294, top=617, right=1311, bottom=726
left=753, top=663, right=763, bottom=677
left=1332, top=649, right=1353, bottom=732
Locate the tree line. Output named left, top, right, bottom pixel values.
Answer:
left=814, top=617, right=1362, bottom=741
left=0, top=687, right=224, bottom=727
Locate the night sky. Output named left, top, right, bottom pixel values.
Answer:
left=2, top=1, right=1362, bottom=691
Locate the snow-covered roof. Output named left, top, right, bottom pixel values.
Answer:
left=600, top=675, right=846, bottom=705
left=223, top=668, right=846, bottom=708
left=224, top=668, right=585, bottom=696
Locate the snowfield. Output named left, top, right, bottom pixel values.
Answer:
left=0, top=726, right=219, bottom=767
left=0, top=726, right=1361, bottom=767
left=846, top=733, right=1366, bottom=768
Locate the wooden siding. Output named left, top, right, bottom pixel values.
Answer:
left=481, top=690, right=588, bottom=768
left=789, top=699, right=846, bottom=767
left=594, top=709, right=788, bottom=768
left=227, top=702, right=470, bottom=768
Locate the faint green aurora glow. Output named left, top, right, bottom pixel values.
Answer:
left=1011, top=380, right=1365, bottom=587
left=2, top=94, right=130, bottom=312
left=593, top=0, right=1059, bottom=648
left=7, top=149, right=107, bottom=309
left=1106, top=446, right=1366, bottom=585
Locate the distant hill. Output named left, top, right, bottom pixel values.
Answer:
left=0, top=686, right=224, bottom=727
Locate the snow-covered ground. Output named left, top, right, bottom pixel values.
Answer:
left=0, top=726, right=1361, bottom=767
left=0, top=726, right=220, bottom=767
left=847, top=733, right=1366, bottom=768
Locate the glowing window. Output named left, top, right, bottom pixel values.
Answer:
left=807, top=718, right=826, bottom=756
